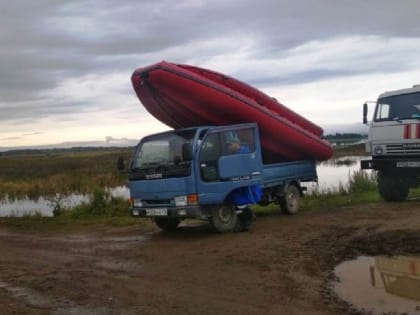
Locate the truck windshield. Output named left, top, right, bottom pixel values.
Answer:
left=131, top=129, right=196, bottom=179
left=375, top=92, right=420, bottom=121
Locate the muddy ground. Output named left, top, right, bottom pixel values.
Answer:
left=0, top=200, right=420, bottom=315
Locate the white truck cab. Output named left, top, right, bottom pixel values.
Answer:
left=361, top=85, right=420, bottom=201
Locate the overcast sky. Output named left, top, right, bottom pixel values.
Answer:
left=1, top=0, right=420, bottom=147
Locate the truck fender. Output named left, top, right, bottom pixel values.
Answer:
left=225, top=185, right=262, bottom=206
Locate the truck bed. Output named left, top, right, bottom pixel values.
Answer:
left=261, top=160, right=317, bottom=188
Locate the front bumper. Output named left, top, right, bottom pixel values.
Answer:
left=131, top=205, right=210, bottom=220
left=361, top=158, right=420, bottom=171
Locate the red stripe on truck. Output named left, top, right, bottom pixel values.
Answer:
left=404, top=125, right=410, bottom=139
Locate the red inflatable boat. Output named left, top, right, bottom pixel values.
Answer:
left=131, top=61, right=333, bottom=163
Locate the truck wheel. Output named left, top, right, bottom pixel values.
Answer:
left=280, top=185, right=301, bottom=215
left=154, top=217, right=180, bottom=231
left=377, top=172, right=409, bottom=202
left=210, top=204, right=238, bottom=233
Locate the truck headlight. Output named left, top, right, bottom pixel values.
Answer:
left=131, top=198, right=143, bottom=207
left=373, top=145, right=384, bottom=155
left=174, top=194, right=198, bottom=206
left=174, top=195, right=187, bottom=206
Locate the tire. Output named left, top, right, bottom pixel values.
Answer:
left=377, top=171, right=409, bottom=202
left=280, top=185, right=301, bottom=215
left=210, top=204, right=238, bottom=233
left=154, top=217, right=180, bottom=231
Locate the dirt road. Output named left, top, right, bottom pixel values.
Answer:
left=0, top=200, right=420, bottom=315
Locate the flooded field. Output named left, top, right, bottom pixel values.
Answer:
left=0, top=156, right=371, bottom=217
left=0, top=186, right=129, bottom=217
left=316, top=156, right=370, bottom=190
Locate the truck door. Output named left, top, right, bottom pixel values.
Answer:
left=196, top=124, right=263, bottom=204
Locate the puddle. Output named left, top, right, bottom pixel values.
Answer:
left=333, top=256, right=420, bottom=315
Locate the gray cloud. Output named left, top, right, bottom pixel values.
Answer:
left=1, top=0, right=420, bottom=127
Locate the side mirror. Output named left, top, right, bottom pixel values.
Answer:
left=117, top=156, right=125, bottom=171
left=363, top=103, right=368, bottom=125
left=182, top=143, right=193, bottom=161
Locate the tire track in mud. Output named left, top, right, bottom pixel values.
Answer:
left=0, top=231, right=155, bottom=315
left=0, top=201, right=420, bottom=314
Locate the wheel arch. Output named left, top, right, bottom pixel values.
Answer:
left=224, top=184, right=262, bottom=206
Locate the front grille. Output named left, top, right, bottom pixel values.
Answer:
left=144, top=199, right=171, bottom=205
left=386, top=144, right=420, bottom=155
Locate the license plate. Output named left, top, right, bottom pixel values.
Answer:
left=396, top=161, right=420, bottom=168
left=145, top=208, right=168, bottom=216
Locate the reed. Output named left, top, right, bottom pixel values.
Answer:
left=61, top=187, right=130, bottom=219
left=0, top=148, right=133, bottom=199
left=252, top=170, right=379, bottom=215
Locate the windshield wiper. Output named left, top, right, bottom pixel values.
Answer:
left=392, top=117, right=403, bottom=123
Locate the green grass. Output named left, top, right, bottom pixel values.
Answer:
left=2, top=145, right=419, bottom=229
left=0, top=148, right=133, bottom=199
left=333, top=143, right=366, bottom=157
left=0, top=213, right=141, bottom=232
left=1, top=172, right=379, bottom=229
left=0, top=187, right=141, bottom=231
left=253, top=169, right=380, bottom=215
left=0, top=144, right=364, bottom=200
left=301, top=170, right=380, bottom=210
left=60, top=187, right=130, bottom=219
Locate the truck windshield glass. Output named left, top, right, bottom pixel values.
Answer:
left=375, top=92, right=420, bottom=121
left=132, top=129, right=196, bottom=176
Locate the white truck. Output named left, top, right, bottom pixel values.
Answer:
left=361, top=85, right=420, bottom=201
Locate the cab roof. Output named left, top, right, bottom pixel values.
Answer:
left=379, top=85, right=420, bottom=98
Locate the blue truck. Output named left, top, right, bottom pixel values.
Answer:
left=118, top=123, right=317, bottom=232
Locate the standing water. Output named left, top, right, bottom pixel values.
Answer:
left=306, top=155, right=372, bottom=192
left=0, top=186, right=129, bottom=217
left=0, top=156, right=371, bottom=216
left=333, top=256, right=420, bottom=315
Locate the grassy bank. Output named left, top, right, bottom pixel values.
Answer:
left=2, top=144, right=413, bottom=227
left=1, top=170, right=419, bottom=229
left=0, top=144, right=363, bottom=200
left=253, top=169, right=379, bottom=216
left=0, top=148, right=133, bottom=199
left=332, top=143, right=366, bottom=157
left=0, top=170, right=380, bottom=225
left=0, top=187, right=137, bottom=230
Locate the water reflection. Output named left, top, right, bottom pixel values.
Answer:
left=333, top=256, right=420, bottom=315
left=311, top=156, right=372, bottom=192
left=0, top=187, right=129, bottom=217
left=0, top=194, right=89, bottom=217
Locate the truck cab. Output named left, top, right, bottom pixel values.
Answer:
left=122, top=123, right=317, bottom=232
left=361, top=85, right=420, bottom=201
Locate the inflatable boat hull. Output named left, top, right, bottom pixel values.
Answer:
left=131, top=61, right=333, bottom=163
